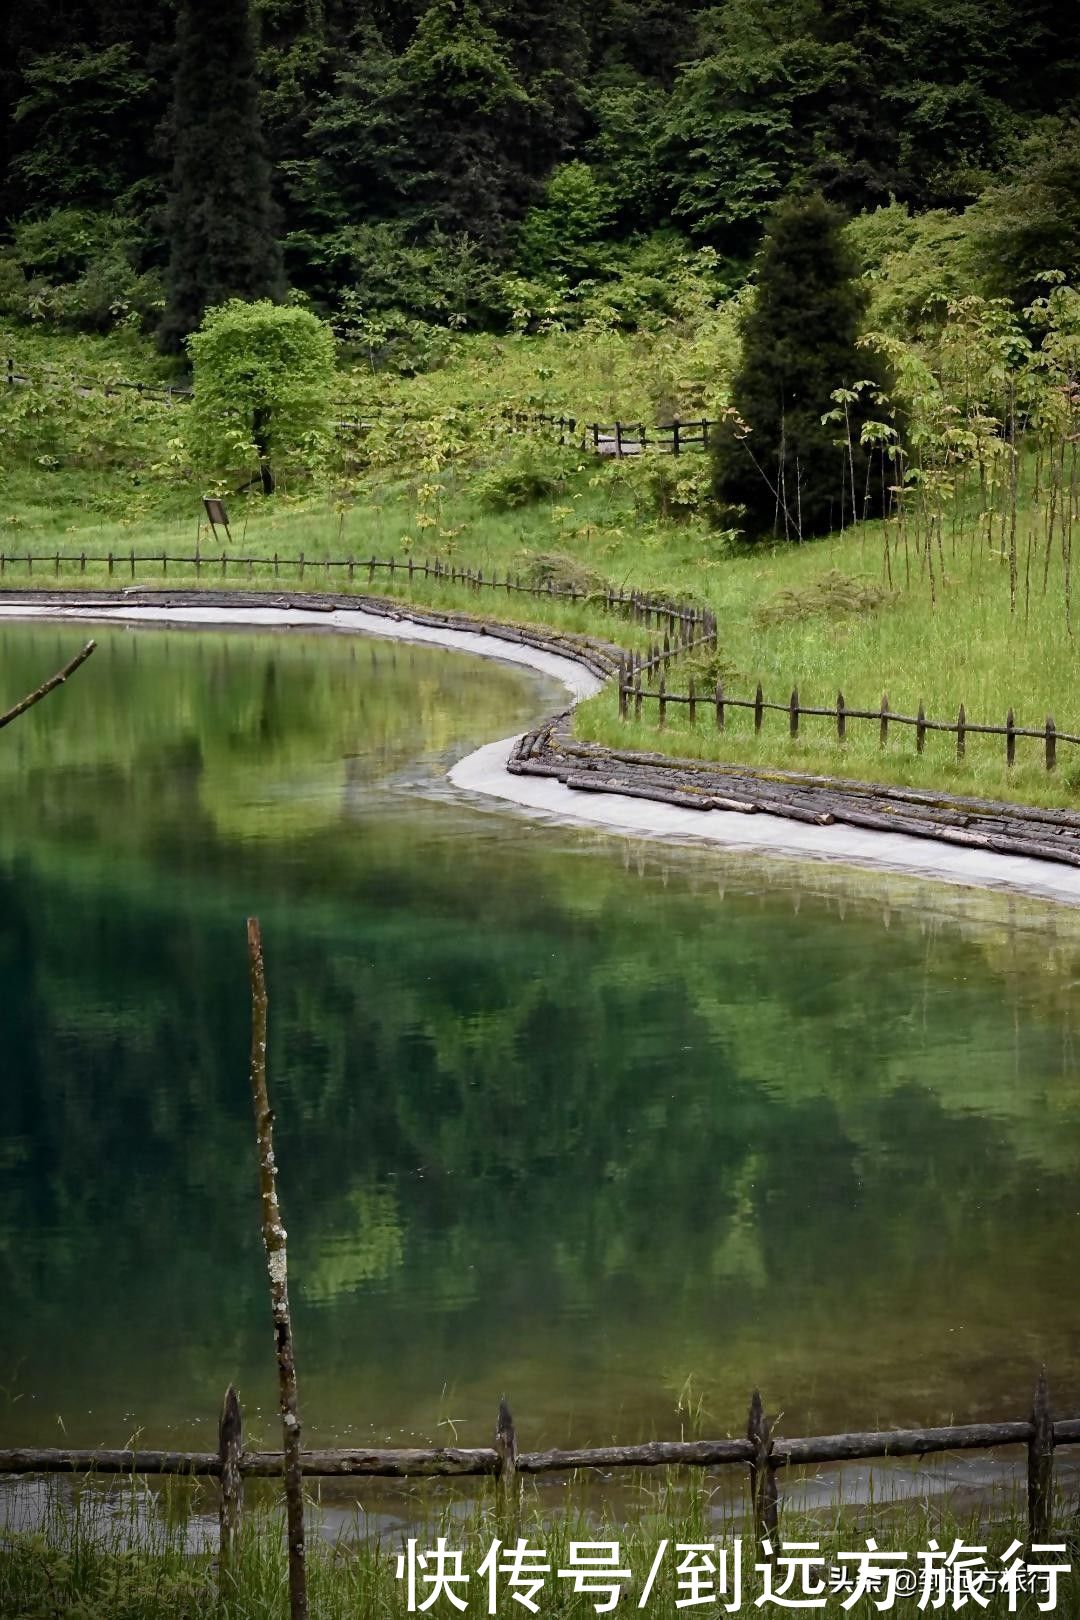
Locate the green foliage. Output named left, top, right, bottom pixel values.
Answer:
left=159, top=0, right=285, bottom=352
left=519, top=162, right=616, bottom=281
left=187, top=300, right=334, bottom=489
left=382, top=0, right=534, bottom=248
left=315, top=223, right=509, bottom=335
left=10, top=43, right=161, bottom=215
left=659, top=2, right=851, bottom=252
left=845, top=202, right=975, bottom=336
left=1, top=0, right=1079, bottom=338
left=474, top=440, right=582, bottom=510
left=620, top=452, right=712, bottom=523
left=711, top=191, right=892, bottom=541
left=0, top=209, right=162, bottom=332
left=521, top=549, right=610, bottom=594
left=967, top=120, right=1080, bottom=306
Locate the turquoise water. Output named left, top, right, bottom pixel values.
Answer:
left=3, top=618, right=1080, bottom=1467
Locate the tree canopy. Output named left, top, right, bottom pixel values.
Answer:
left=0, top=0, right=1076, bottom=332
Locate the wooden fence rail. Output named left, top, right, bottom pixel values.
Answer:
left=2, top=364, right=714, bottom=458
left=617, top=658, right=1074, bottom=773
left=509, top=410, right=715, bottom=457
left=1, top=1373, right=1072, bottom=1544
left=0, top=548, right=714, bottom=641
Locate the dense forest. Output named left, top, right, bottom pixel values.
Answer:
left=1, top=0, right=1078, bottom=341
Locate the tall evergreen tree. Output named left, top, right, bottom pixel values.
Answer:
left=711, top=190, right=890, bottom=541
left=158, top=0, right=284, bottom=353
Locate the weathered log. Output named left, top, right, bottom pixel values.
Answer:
left=0, top=1448, right=220, bottom=1475
left=772, top=1421, right=1034, bottom=1467
left=563, top=772, right=713, bottom=811
left=517, top=1439, right=754, bottom=1473
left=242, top=1447, right=500, bottom=1477
left=8, top=1413, right=1080, bottom=1483
left=247, top=918, right=308, bottom=1620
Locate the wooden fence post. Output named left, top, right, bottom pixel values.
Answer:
left=789, top=687, right=799, bottom=739
left=663, top=632, right=671, bottom=673
left=619, top=666, right=628, bottom=721
left=615, top=421, right=623, bottom=458
left=634, top=672, right=642, bottom=721
left=247, top=919, right=308, bottom=1620
left=916, top=702, right=926, bottom=754
left=218, top=1385, right=243, bottom=1587
left=688, top=677, right=697, bottom=725
left=957, top=704, right=966, bottom=762
left=747, top=1391, right=778, bottom=1546
left=879, top=692, right=889, bottom=748
left=754, top=683, right=764, bottom=735
left=658, top=677, right=667, bottom=728
left=715, top=681, right=725, bottom=731
left=837, top=690, right=846, bottom=743
left=1007, top=708, right=1017, bottom=767
left=1046, top=715, right=1057, bottom=772
left=672, top=419, right=681, bottom=457
left=1028, top=1368, right=1053, bottom=1547
left=495, top=1397, right=518, bottom=1509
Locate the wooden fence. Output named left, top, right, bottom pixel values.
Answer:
left=1, top=1373, right=1072, bottom=1547
left=3, top=355, right=192, bottom=402
left=618, top=655, right=1074, bottom=774
left=513, top=410, right=714, bottom=457
left=2, top=361, right=712, bottom=458
left=0, top=547, right=715, bottom=642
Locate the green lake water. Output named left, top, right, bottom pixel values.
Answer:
left=3, top=619, right=1080, bottom=1471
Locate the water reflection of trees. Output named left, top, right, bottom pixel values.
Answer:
left=3, top=623, right=1080, bottom=1449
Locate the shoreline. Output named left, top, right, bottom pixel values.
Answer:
left=5, top=589, right=1080, bottom=905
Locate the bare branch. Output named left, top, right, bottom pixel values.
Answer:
left=0, top=639, right=97, bottom=732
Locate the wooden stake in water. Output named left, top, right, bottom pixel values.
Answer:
left=247, top=918, right=308, bottom=1620
left=218, top=1385, right=243, bottom=1586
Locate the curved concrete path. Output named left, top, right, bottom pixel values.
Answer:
left=4, top=598, right=1080, bottom=906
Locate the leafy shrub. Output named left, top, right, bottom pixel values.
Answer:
left=473, top=440, right=582, bottom=510
left=752, top=569, right=897, bottom=627
left=520, top=551, right=610, bottom=596
left=518, top=163, right=616, bottom=283
left=309, top=222, right=509, bottom=336
left=620, top=453, right=711, bottom=522
left=1, top=209, right=161, bottom=332
left=187, top=299, right=335, bottom=490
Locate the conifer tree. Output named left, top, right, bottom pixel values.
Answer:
left=158, top=0, right=285, bottom=353
left=710, top=190, right=888, bottom=541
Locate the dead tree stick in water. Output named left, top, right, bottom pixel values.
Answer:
left=0, top=639, right=96, bottom=731
left=247, top=917, right=308, bottom=1620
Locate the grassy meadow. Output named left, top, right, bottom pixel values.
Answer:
left=3, top=317, right=1080, bottom=810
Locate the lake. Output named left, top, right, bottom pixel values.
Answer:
left=3, top=618, right=1080, bottom=1480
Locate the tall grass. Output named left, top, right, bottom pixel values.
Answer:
left=3, top=1472, right=1078, bottom=1618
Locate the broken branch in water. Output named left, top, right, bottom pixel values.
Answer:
left=0, top=639, right=97, bottom=732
